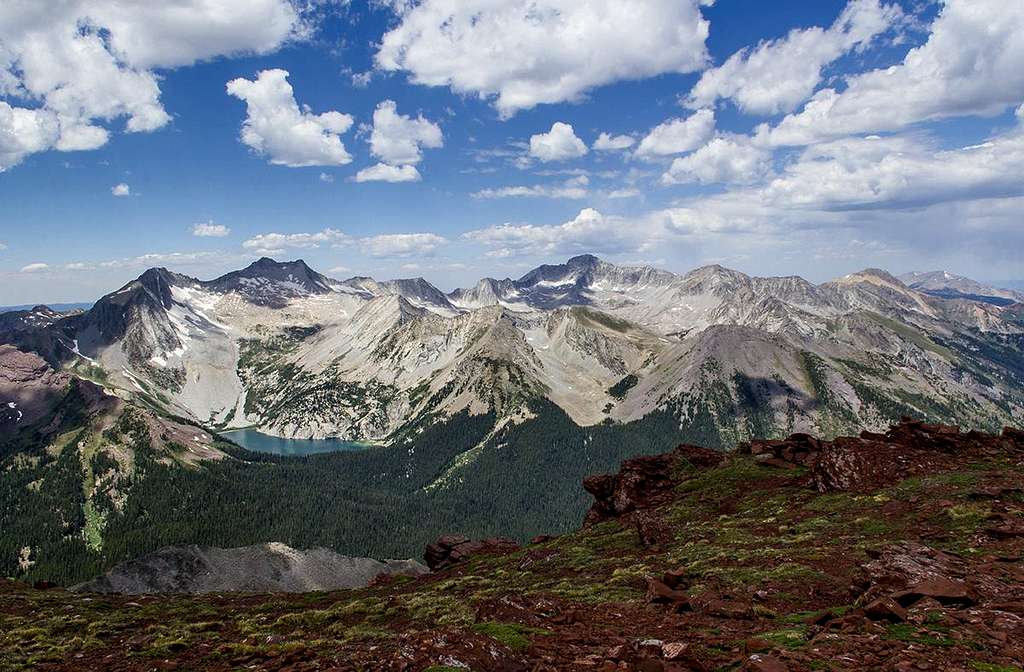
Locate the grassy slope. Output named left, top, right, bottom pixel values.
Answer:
left=2, top=442, right=1022, bottom=671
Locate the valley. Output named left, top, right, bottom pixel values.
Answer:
left=1, top=255, right=1022, bottom=585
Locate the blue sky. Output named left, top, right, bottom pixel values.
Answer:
left=0, top=0, right=1022, bottom=304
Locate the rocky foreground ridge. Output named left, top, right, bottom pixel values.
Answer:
left=2, top=419, right=1023, bottom=671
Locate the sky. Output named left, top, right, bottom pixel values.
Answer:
left=0, top=0, right=1022, bottom=304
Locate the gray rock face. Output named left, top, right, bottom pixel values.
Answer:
left=73, top=542, right=428, bottom=594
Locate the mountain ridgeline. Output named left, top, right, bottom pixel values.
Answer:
left=1, top=255, right=1022, bottom=584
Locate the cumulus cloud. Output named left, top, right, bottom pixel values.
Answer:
left=529, top=122, right=588, bottom=162
left=91, top=251, right=225, bottom=271
left=686, top=0, right=904, bottom=115
left=652, top=117, right=1024, bottom=249
left=0, top=0, right=309, bottom=171
left=375, top=0, right=711, bottom=117
left=353, top=163, right=422, bottom=183
left=20, top=263, right=49, bottom=273
left=0, top=103, right=59, bottom=170
left=593, top=132, right=636, bottom=151
left=472, top=176, right=589, bottom=200
left=635, top=109, right=715, bottom=159
left=242, top=228, right=349, bottom=255
left=226, top=69, right=354, bottom=167
left=759, top=0, right=1024, bottom=146
left=192, top=221, right=230, bottom=237
left=662, top=136, right=771, bottom=185
left=367, top=100, right=443, bottom=166
left=360, top=233, right=445, bottom=257
left=111, top=183, right=130, bottom=197
left=463, top=208, right=645, bottom=256
left=761, top=130, right=1024, bottom=212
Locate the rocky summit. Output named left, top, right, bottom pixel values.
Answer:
left=3, top=419, right=1022, bottom=671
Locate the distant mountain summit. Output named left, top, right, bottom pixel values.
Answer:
left=205, top=258, right=333, bottom=307
left=899, top=270, right=1024, bottom=306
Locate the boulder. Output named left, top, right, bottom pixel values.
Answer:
left=424, top=535, right=520, bottom=571
left=863, top=597, right=908, bottom=622
left=583, top=443, right=722, bottom=526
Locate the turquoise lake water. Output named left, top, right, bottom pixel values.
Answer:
left=221, top=429, right=371, bottom=456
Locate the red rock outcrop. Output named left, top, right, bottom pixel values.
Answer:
left=583, top=444, right=723, bottom=526
left=423, top=534, right=520, bottom=571
left=740, top=418, right=1024, bottom=492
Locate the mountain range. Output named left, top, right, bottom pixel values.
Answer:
left=6, top=254, right=1023, bottom=443
left=898, top=270, right=1024, bottom=307
left=1, top=254, right=1023, bottom=585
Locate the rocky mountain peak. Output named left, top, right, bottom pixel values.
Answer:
left=206, top=257, right=332, bottom=307
left=838, top=268, right=907, bottom=286
left=566, top=253, right=602, bottom=269
left=135, top=267, right=189, bottom=309
left=381, top=277, right=459, bottom=314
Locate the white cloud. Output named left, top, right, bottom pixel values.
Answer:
left=20, top=263, right=49, bottom=273
left=226, top=69, right=354, bottom=167
left=328, top=265, right=350, bottom=275
left=635, top=109, right=714, bottom=159
left=353, top=163, right=422, bottom=183
left=0, top=0, right=309, bottom=171
left=473, top=176, right=589, bottom=200
left=242, top=228, right=349, bottom=255
left=662, top=136, right=771, bottom=185
left=319, top=172, right=334, bottom=183
left=529, top=122, right=588, bottom=162
left=192, top=221, right=230, bottom=237
left=463, top=208, right=645, bottom=256
left=360, top=233, right=445, bottom=257
left=106, top=251, right=224, bottom=269
left=607, top=188, right=641, bottom=199
left=0, top=241, right=6, bottom=250
left=367, top=99, right=443, bottom=166
left=375, top=0, right=711, bottom=117
left=648, top=117, right=1024, bottom=251
left=760, top=0, right=1024, bottom=146
left=761, top=129, right=1024, bottom=212
left=686, top=0, right=904, bottom=115
left=593, top=132, right=636, bottom=151
left=111, top=183, right=130, bottom=197
left=0, top=103, right=59, bottom=170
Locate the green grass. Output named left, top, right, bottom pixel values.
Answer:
left=970, top=663, right=1023, bottom=672
left=470, top=621, right=552, bottom=651
left=864, top=312, right=957, bottom=361
left=884, top=623, right=955, bottom=647
left=754, top=625, right=808, bottom=649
